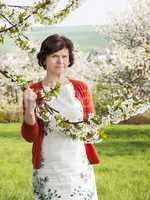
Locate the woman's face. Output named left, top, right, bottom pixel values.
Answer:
left=44, top=48, right=70, bottom=76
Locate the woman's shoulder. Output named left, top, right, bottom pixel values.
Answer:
left=69, top=78, right=89, bottom=89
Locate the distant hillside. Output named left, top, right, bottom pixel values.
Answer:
left=0, top=25, right=111, bottom=53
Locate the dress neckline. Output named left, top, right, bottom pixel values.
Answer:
left=40, top=78, right=73, bottom=90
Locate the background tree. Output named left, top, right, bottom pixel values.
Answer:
left=94, top=0, right=150, bottom=117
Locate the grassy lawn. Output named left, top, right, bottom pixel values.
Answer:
left=0, top=123, right=150, bottom=200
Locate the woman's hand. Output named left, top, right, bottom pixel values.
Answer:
left=23, top=87, right=37, bottom=113
left=23, top=87, right=37, bottom=125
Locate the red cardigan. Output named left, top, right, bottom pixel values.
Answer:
left=21, top=79, right=101, bottom=169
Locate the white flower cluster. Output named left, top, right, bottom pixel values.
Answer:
left=36, top=87, right=105, bottom=143
left=35, top=81, right=150, bottom=143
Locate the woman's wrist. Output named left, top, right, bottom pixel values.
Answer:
left=24, top=110, right=36, bottom=125
left=25, top=109, right=35, bottom=115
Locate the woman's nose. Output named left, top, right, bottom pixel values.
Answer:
left=57, top=56, right=63, bottom=63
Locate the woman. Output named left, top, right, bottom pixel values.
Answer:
left=21, top=34, right=100, bottom=200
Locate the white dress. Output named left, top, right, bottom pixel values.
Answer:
left=32, top=82, right=99, bottom=200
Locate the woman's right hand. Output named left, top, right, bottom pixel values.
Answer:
left=23, top=87, right=37, bottom=113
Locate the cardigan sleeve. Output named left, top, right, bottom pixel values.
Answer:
left=83, top=82, right=96, bottom=120
left=83, top=82, right=101, bottom=164
left=21, top=87, right=40, bottom=143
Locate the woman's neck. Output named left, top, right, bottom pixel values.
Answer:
left=42, top=73, right=70, bottom=88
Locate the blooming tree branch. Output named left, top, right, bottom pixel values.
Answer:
left=0, top=0, right=84, bottom=53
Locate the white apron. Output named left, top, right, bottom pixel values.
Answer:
left=32, top=82, right=99, bottom=200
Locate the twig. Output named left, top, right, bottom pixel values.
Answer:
left=0, top=4, right=32, bottom=9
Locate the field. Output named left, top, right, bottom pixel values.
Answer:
left=0, top=25, right=111, bottom=54
left=0, top=123, right=150, bottom=200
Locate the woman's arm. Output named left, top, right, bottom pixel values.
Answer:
left=83, top=82, right=101, bottom=165
left=21, top=85, right=40, bottom=143
left=84, top=82, right=96, bottom=119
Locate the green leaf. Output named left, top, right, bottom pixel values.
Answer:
left=99, top=129, right=108, bottom=139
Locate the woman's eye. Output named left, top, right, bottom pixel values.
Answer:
left=51, top=55, right=67, bottom=58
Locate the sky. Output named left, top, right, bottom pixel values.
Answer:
left=5, top=0, right=130, bottom=26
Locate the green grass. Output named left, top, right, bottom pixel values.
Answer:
left=0, top=123, right=150, bottom=200
left=95, top=124, right=150, bottom=200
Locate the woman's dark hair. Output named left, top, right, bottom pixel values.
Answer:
left=37, top=34, right=74, bottom=69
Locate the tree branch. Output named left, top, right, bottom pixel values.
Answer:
left=0, top=0, right=51, bottom=33
left=0, top=4, right=32, bottom=10
left=0, top=13, right=30, bottom=41
left=0, top=0, right=81, bottom=34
